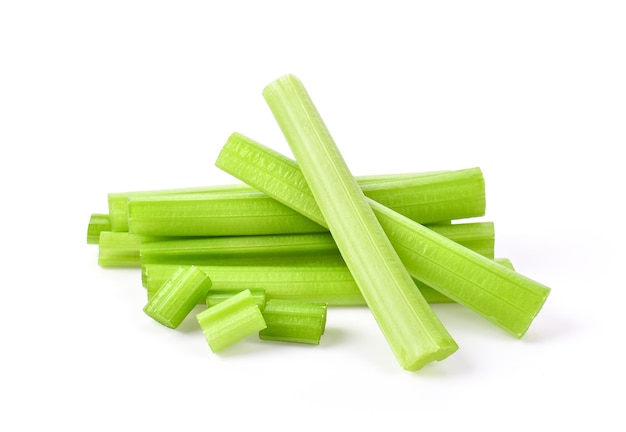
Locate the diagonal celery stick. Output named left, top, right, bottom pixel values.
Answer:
left=260, top=74, right=458, bottom=370
left=216, top=130, right=550, bottom=338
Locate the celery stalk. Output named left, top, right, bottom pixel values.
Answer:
left=261, top=74, right=458, bottom=370
left=215, top=125, right=550, bottom=338
left=97, top=232, right=156, bottom=268
left=196, top=289, right=267, bottom=352
left=87, top=214, right=111, bottom=245
left=259, top=299, right=328, bottom=344
left=128, top=190, right=325, bottom=237
left=108, top=184, right=251, bottom=232
left=139, top=222, right=494, bottom=266
left=143, top=266, right=212, bottom=329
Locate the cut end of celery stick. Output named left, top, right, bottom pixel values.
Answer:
left=196, top=289, right=267, bottom=353
left=144, top=266, right=213, bottom=329
left=87, top=213, right=111, bottom=245
left=262, top=73, right=458, bottom=370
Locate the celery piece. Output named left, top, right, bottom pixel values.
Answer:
left=108, top=184, right=251, bottom=232
left=140, top=232, right=343, bottom=266
left=215, top=126, right=550, bottom=338
left=144, top=264, right=366, bottom=306
left=98, top=232, right=155, bottom=268
left=259, top=299, right=328, bottom=344
left=196, top=289, right=267, bottom=352
left=87, top=214, right=111, bottom=245
left=127, top=190, right=326, bottom=237
left=206, top=288, right=267, bottom=310
left=113, top=170, right=483, bottom=235
left=143, top=266, right=212, bottom=329
left=262, top=74, right=457, bottom=370
left=139, top=222, right=493, bottom=267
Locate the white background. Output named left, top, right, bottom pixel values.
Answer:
left=2, top=1, right=625, bottom=430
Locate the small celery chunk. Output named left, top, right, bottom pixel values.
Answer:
left=196, top=289, right=267, bottom=352
left=260, top=300, right=328, bottom=345
left=143, top=266, right=212, bottom=329
left=87, top=213, right=111, bottom=245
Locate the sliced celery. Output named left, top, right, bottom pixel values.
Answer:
left=206, top=288, right=267, bottom=310
left=144, top=264, right=366, bottom=306
left=108, top=184, right=251, bottom=232
left=262, top=74, right=457, bottom=370
left=97, top=232, right=154, bottom=268
left=143, top=266, right=212, bottom=329
left=139, top=222, right=494, bottom=266
left=215, top=126, right=550, bottom=338
left=196, top=289, right=267, bottom=352
left=87, top=214, right=111, bottom=245
left=127, top=190, right=326, bottom=237
left=259, top=299, right=328, bottom=344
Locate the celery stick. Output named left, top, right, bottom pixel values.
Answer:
left=144, top=264, right=366, bottom=306
left=143, top=266, right=212, bottom=329
left=112, top=170, right=482, bottom=234
left=108, top=184, right=251, bottom=232
left=259, top=300, right=328, bottom=344
left=196, top=289, right=267, bottom=352
left=87, top=214, right=111, bottom=245
left=262, top=74, right=457, bottom=370
left=128, top=190, right=326, bottom=237
left=206, top=288, right=267, bottom=310
left=139, top=222, right=494, bottom=266
left=97, top=231, right=157, bottom=268
left=215, top=128, right=550, bottom=337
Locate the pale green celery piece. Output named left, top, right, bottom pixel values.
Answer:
left=143, top=265, right=212, bottom=329
left=87, top=214, right=111, bottom=245
left=98, top=231, right=160, bottom=268
left=206, top=288, right=267, bottom=310
left=215, top=129, right=550, bottom=338
left=259, top=299, right=328, bottom=344
left=108, top=184, right=251, bottom=232
left=196, top=289, right=267, bottom=353
left=143, top=264, right=366, bottom=306
left=127, top=190, right=326, bottom=237
left=262, top=74, right=457, bottom=370
left=138, top=222, right=493, bottom=266
left=139, top=232, right=342, bottom=266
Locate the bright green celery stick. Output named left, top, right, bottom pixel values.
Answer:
left=87, top=214, right=111, bottom=245
left=139, top=222, right=494, bottom=266
left=259, top=299, right=328, bottom=344
left=216, top=130, right=549, bottom=339
left=144, top=264, right=368, bottom=306
left=262, top=74, right=457, bottom=370
left=127, top=190, right=326, bottom=237
left=196, top=289, right=267, bottom=352
left=98, top=231, right=162, bottom=268
left=143, top=265, right=212, bottom=329
left=112, top=170, right=481, bottom=234
left=108, top=184, right=251, bottom=232
left=206, top=288, right=267, bottom=310
left=144, top=257, right=514, bottom=307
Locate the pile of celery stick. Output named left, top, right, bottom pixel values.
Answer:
left=87, top=74, right=551, bottom=371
